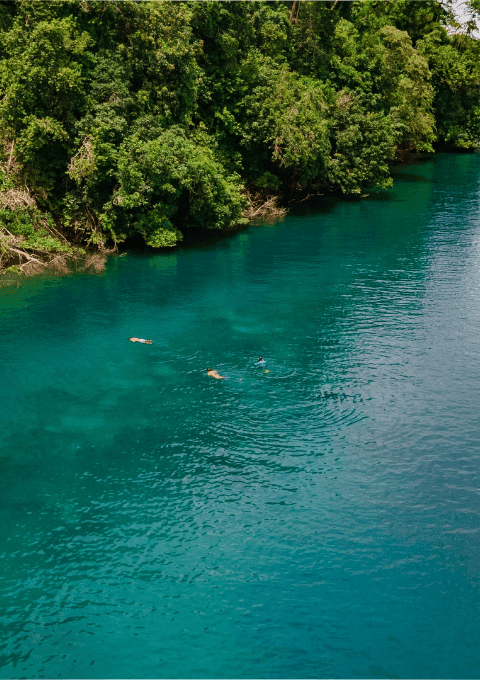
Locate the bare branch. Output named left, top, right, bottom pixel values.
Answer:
left=243, top=190, right=286, bottom=220
left=6, top=140, right=14, bottom=176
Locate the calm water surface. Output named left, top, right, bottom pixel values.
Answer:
left=1, top=153, right=480, bottom=679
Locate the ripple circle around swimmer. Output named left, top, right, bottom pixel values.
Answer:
left=1, top=153, right=480, bottom=679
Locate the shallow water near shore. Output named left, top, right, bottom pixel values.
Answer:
left=1, top=153, right=480, bottom=679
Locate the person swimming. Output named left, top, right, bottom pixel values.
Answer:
left=256, top=357, right=269, bottom=373
left=129, top=337, right=154, bottom=344
left=207, top=367, right=225, bottom=380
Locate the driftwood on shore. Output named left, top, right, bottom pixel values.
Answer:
left=242, top=190, right=286, bottom=221
left=83, top=252, right=108, bottom=272
left=0, top=226, right=75, bottom=275
left=0, top=229, right=111, bottom=278
left=0, top=197, right=77, bottom=276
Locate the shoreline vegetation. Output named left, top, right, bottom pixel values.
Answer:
left=1, top=0, right=480, bottom=279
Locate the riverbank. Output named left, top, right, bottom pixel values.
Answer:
left=1, top=1, right=479, bottom=281
left=0, top=149, right=465, bottom=284
left=2, top=148, right=474, bottom=284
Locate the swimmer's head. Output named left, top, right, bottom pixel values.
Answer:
left=258, top=357, right=263, bottom=362
left=207, top=368, right=211, bottom=372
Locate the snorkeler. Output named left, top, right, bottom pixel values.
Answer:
left=129, top=337, right=154, bottom=344
left=207, top=367, right=225, bottom=380
left=256, top=357, right=269, bottom=373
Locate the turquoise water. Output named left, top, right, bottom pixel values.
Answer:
left=1, top=153, right=480, bottom=679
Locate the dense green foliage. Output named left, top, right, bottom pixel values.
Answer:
left=0, top=0, right=479, bottom=264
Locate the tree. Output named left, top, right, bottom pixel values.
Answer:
left=114, top=126, right=246, bottom=246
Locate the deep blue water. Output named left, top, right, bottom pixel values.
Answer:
left=1, top=153, right=480, bottom=679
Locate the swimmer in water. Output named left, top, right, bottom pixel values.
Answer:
left=256, top=357, right=269, bottom=373
left=207, top=367, right=225, bottom=380
left=129, top=337, right=154, bottom=344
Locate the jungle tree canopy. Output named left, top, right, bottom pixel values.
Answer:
left=0, top=0, right=479, bottom=266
